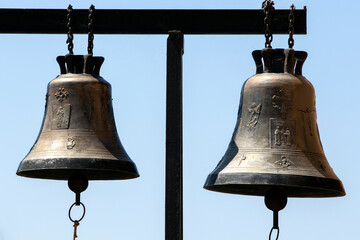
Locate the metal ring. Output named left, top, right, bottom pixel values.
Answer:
left=68, top=202, right=86, bottom=223
left=268, top=227, right=280, bottom=240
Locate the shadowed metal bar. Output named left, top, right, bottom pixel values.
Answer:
left=0, top=9, right=306, bottom=34
left=166, top=31, right=183, bottom=240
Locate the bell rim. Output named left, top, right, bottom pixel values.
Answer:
left=204, top=172, right=345, bottom=198
left=16, top=157, right=139, bottom=181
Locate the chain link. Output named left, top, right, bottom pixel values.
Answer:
left=262, top=0, right=275, bottom=48
left=66, top=4, right=74, bottom=54
left=88, top=5, right=95, bottom=54
left=288, top=4, right=295, bottom=48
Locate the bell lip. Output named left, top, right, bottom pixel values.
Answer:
left=203, top=172, right=345, bottom=198
left=16, top=157, right=139, bottom=181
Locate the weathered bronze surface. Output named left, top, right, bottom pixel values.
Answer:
left=17, top=54, right=139, bottom=180
left=204, top=48, right=345, bottom=197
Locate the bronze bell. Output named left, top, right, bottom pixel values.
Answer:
left=17, top=54, right=139, bottom=180
left=204, top=48, right=345, bottom=197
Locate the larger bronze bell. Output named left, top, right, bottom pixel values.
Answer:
left=204, top=48, right=345, bottom=197
left=17, top=54, right=139, bottom=180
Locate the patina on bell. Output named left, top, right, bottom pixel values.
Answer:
left=17, top=54, right=139, bottom=180
left=204, top=48, right=345, bottom=197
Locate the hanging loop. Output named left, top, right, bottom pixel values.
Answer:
left=66, top=4, right=74, bottom=54
left=269, top=227, right=280, bottom=240
left=262, top=0, right=275, bottom=48
left=288, top=4, right=295, bottom=48
left=88, top=4, right=95, bottom=54
left=68, top=202, right=86, bottom=223
left=69, top=203, right=85, bottom=240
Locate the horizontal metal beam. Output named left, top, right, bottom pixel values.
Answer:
left=0, top=8, right=306, bottom=34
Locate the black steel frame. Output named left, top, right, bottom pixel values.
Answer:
left=0, top=9, right=306, bottom=34
left=0, top=8, right=306, bottom=240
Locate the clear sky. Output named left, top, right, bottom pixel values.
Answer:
left=0, top=0, right=358, bottom=240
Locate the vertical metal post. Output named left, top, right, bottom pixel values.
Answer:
left=165, top=30, right=184, bottom=240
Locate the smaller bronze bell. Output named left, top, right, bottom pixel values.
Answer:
left=17, top=54, right=139, bottom=181
left=204, top=48, right=345, bottom=197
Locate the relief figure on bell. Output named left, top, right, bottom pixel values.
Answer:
left=238, top=154, right=246, bottom=166
left=56, top=106, right=65, bottom=128
left=270, top=120, right=295, bottom=148
left=66, top=137, right=76, bottom=150
left=247, top=103, right=262, bottom=130
left=52, top=104, right=71, bottom=129
left=272, top=89, right=292, bottom=118
left=283, top=128, right=291, bottom=146
left=274, top=125, right=292, bottom=146
left=275, top=125, right=281, bottom=145
left=275, top=155, right=293, bottom=168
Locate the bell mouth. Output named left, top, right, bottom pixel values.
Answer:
left=16, top=157, right=139, bottom=181
left=204, top=172, right=345, bottom=198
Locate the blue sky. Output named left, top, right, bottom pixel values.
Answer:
left=0, top=0, right=359, bottom=239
